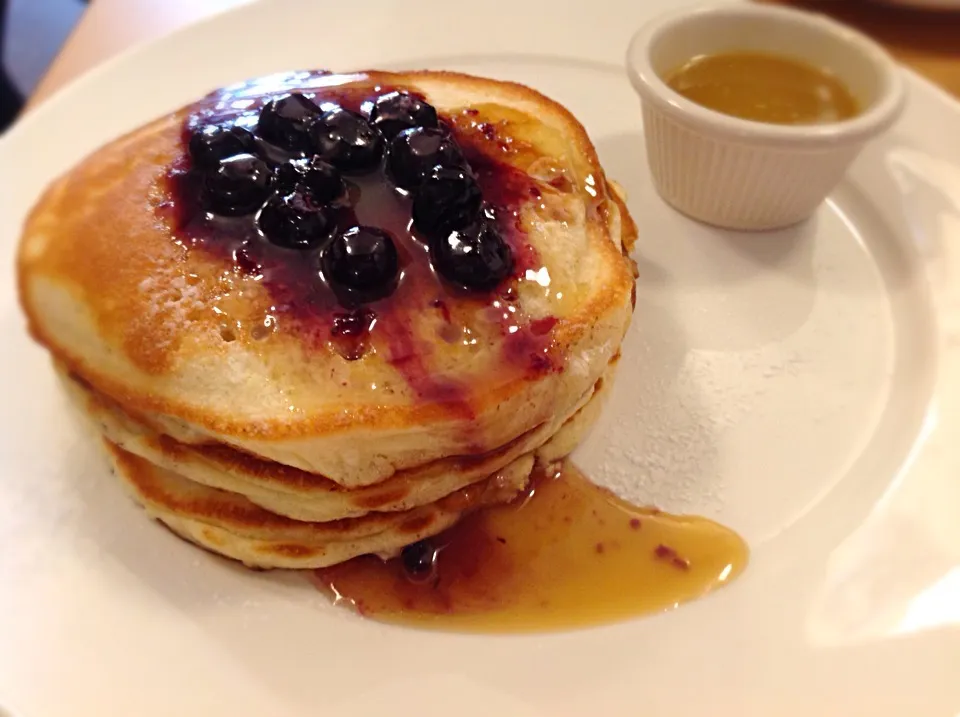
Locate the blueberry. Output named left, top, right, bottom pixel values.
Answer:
left=322, top=226, right=400, bottom=304
left=385, top=127, right=465, bottom=190
left=369, top=91, right=439, bottom=139
left=274, top=161, right=307, bottom=192
left=188, top=125, right=258, bottom=169
left=401, top=540, right=436, bottom=578
left=257, top=93, right=321, bottom=152
left=203, top=153, right=272, bottom=216
left=412, top=166, right=482, bottom=238
left=257, top=188, right=333, bottom=250
left=430, top=220, right=513, bottom=291
left=275, top=157, right=345, bottom=204
left=310, top=107, right=384, bottom=174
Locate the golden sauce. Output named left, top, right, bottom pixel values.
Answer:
left=314, top=462, right=748, bottom=633
left=665, top=51, right=860, bottom=125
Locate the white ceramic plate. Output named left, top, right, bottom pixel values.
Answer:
left=2, top=1, right=959, bottom=714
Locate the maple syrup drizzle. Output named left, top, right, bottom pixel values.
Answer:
left=314, top=462, right=748, bottom=633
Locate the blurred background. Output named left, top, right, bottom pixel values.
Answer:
left=0, top=0, right=85, bottom=132
left=1, top=0, right=959, bottom=135
left=1, top=0, right=86, bottom=132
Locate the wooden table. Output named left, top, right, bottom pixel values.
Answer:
left=27, top=0, right=960, bottom=107
left=760, top=0, right=960, bottom=98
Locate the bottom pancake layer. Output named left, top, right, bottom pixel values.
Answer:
left=84, top=377, right=610, bottom=570
left=105, top=442, right=532, bottom=569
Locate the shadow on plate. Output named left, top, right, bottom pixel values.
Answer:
left=596, top=131, right=821, bottom=351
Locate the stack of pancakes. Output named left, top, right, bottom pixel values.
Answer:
left=17, top=71, right=637, bottom=569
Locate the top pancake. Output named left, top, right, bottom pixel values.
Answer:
left=18, top=70, right=637, bottom=485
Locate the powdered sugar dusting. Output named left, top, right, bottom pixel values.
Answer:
left=585, top=345, right=809, bottom=516
left=138, top=271, right=207, bottom=339
left=574, top=199, right=897, bottom=541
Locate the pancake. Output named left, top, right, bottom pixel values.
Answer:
left=18, top=70, right=638, bottom=488
left=100, top=379, right=606, bottom=570
left=104, top=441, right=532, bottom=570
left=61, top=359, right=613, bottom=522
left=18, top=69, right=638, bottom=569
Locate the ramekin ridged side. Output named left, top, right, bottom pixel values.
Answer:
left=641, top=103, right=862, bottom=230
left=627, top=3, right=906, bottom=231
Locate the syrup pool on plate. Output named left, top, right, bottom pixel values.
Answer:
left=315, top=461, right=748, bottom=633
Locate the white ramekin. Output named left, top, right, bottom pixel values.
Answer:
left=626, top=3, right=906, bottom=231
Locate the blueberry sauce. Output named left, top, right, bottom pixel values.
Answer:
left=158, top=71, right=557, bottom=406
